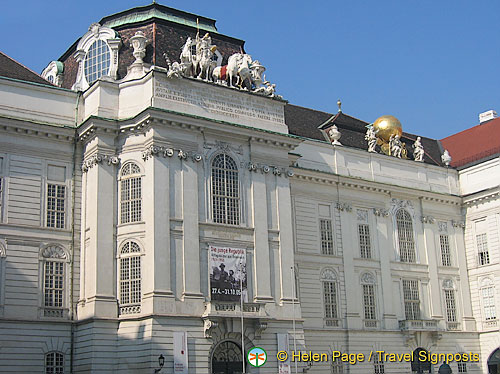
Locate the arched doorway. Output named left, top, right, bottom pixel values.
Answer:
left=411, top=348, right=431, bottom=374
left=488, top=348, right=500, bottom=374
left=212, top=341, right=245, bottom=374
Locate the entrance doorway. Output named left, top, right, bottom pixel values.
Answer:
left=488, top=348, right=500, bottom=374
left=411, top=348, right=431, bottom=374
left=212, top=341, right=245, bottom=374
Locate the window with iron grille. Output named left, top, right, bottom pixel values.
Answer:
left=45, top=351, right=64, bottom=374
left=363, top=284, right=376, bottom=320
left=402, top=280, right=420, bottom=320
left=476, top=233, right=490, bottom=266
left=374, top=355, right=385, bottom=374
left=320, top=219, right=334, bottom=255
left=396, top=209, right=416, bottom=263
left=120, top=163, right=142, bottom=224
left=119, top=241, right=141, bottom=308
left=331, top=359, right=344, bottom=373
left=457, top=361, right=467, bottom=372
left=323, top=281, right=338, bottom=319
left=440, top=234, right=451, bottom=266
left=47, top=184, right=65, bottom=229
left=482, top=286, right=496, bottom=321
left=211, top=154, right=239, bottom=225
left=44, top=261, right=64, bottom=309
left=358, top=223, right=372, bottom=258
left=444, top=289, right=457, bottom=322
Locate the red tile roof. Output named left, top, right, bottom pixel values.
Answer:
left=0, top=51, right=51, bottom=86
left=441, top=117, right=500, bottom=168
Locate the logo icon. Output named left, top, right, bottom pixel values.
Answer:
left=247, top=347, right=267, bottom=367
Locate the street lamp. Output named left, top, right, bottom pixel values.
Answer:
left=154, top=354, right=165, bottom=373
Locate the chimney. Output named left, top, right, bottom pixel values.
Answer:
left=479, top=110, right=498, bottom=124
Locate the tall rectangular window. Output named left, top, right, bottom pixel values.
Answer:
left=440, top=235, right=451, bottom=266
left=359, top=224, right=372, bottom=259
left=46, top=184, right=65, bottom=229
left=396, top=209, right=416, bottom=263
left=363, top=284, right=376, bottom=320
left=444, top=289, right=457, bottom=322
left=320, top=219, right=334, bottom=255
left=402, top=280, right=420, bottom=320
left=482, top=286, right=496, bottom=321
left=457, top=361, right=467, bottom=372
left=374, top=355, right=385, bottom=374
left=44, top=261, right=64, bottom=308
left=476, top=233, right=490, bottom=266
left=120, top=163, right=142, bottom=224
left=323, top=281, right=338, bottom=319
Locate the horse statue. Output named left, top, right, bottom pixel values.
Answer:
left=179, top=37, right=194, bottom=77
left=224, top=53, right=253, bottom=89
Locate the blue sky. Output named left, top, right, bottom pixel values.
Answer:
left=2, top=1, right=499, bottom=139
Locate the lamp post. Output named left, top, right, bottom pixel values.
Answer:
left=154, top=354, right=165, bottom=373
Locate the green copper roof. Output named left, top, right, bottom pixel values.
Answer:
left=102, top=5, right=218, bottom=33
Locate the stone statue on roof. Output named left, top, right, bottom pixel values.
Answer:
left=365, top=125, right=378, bottom=153
left=413, top=136, right=424, bottom=162
left=389, top=134, right=402, bottom=158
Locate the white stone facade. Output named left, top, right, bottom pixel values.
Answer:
left=0, top=7, right=497, bottom=374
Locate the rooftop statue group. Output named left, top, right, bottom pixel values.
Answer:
left=364, top=125, right=425, bottom=162
left=164, top=31, right=281, bottom=98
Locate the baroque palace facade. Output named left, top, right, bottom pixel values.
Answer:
left=0, top=3, right=498, bottom=374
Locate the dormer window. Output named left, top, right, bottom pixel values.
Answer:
left=71, top=23, right=121, bottom=91
left=41, top=61, right=64, bottom=87
left=84, top=40, right=111, bottom=85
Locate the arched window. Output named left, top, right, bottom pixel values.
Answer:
left=45, top=351, right=64, bottom=374
left=84, top=39, right=111, bottom=85
left=41, top=245, right=68, bottom=318
left=211, top=154, right=239, bottom=225
left=321, top=269, right=338, bottom=326
left=120, top=163, right=142, bottom=224
left=119, top=241, right=142, bottom=315
left=396, top=209, right=416, bottom=263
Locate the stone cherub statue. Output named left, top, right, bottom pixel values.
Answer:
left=365, top=126, right=378, bottom=153
left=413, top=136, right=424, bottom=162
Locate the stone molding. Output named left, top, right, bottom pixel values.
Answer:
left=82, top=153, right=119, bottom=172
left=141, top=145, right=202, bottom=162
left=421, top=215, right=436, bottom=224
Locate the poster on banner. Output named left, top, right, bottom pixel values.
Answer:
left=209, top=246, right=247, bottom=302
left=173, top=331, right=188, bottom=374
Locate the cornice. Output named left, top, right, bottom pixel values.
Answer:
left=0, top=115, right=75, bottom=142
left=291, top=167, right=461, bottom=206
left=77, top=107, right=302, bottom=151
left=463, top=187, right=500, bottom=207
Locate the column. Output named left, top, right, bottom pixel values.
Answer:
left=252, top=171, right=273, bottom=302
left=143, top=154, right=173, bottom=314
left=182, top=159, right=202, bottom=298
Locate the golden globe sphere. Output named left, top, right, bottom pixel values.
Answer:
left=372, top=115, right=402, bottom=143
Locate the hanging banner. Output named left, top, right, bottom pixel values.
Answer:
left=173, top=331, right=188, bottom=374
left=277, top=333, right=291, bottom=374
left=209, top=246, right=247, bottom=302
